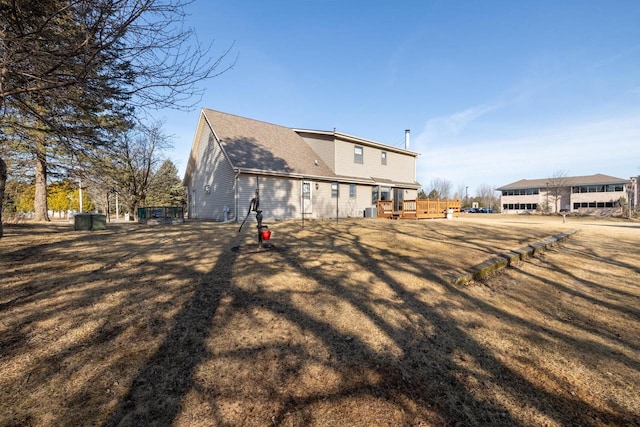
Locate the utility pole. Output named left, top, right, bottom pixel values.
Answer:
left=79, top=178, right=83, bottom=213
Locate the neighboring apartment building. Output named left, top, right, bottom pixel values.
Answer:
left=183, top=109, right=420, bottom=222
left=497, top=174, right=630, bottom=214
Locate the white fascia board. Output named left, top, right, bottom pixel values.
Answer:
left=235, top=168, right=376, bottom=185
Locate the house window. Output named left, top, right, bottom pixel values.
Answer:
left=381, top=151, right=387, bottom=165
left=354, top=145, right=363, bottom=164
left=372, top=186, right=379, bottom=204
left=349, top=183, right=356, bottom=198
left=331, top=182, right=339, bottom=198
left=380, top=186, right=391, bottom=201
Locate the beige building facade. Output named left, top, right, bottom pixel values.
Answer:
left=497, top=174, right=630, bottom=215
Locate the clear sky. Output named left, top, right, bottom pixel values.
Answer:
left=159, top=0, right=640, bottom=197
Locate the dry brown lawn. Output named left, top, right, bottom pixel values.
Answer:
left=1, top=214, right=638, bottom=426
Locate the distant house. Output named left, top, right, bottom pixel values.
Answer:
left=183, top=109, right=420, bottom=222
left=497, top=174, right=631, bottom=214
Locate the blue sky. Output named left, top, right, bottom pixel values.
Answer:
left=159, top=0, right=640, bottom=197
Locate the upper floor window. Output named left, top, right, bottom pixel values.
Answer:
left=354, top=145, right=363, bottom=164
left=381, top=151, right=387, bottom=165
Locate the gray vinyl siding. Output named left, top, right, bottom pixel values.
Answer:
left=334, top=139, right=416, bottom=183
left=237, top=174, right=302, bottom=221
left=237, top=177, right=381, bottom=221
left=309, top=182, right=378, bottom=219
left=383, top=151, right=416, bottom=184
left=190, top=127, right=236, bottom=220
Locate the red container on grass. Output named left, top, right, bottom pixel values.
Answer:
left=261, top=229, right=271, bottom=241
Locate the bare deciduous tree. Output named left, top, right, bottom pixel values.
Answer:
left=546, top=170, right=569, bottom=213
left=455, top=183, right=467, bottom=203
left=476, top=183, right=498, bottom=211
left=429, top=178, right=453, bottom=200
left=91, top=121, right=171, bottom=218
left=0, top=0, right=235, bottom=237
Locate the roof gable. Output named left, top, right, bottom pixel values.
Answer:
left=202, top=109, right=335, bottom=178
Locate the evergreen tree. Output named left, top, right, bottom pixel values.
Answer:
left=146, top=160, right=185, bottom=207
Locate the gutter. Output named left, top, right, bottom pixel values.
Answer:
left=233, top=169, right=241, bottom=222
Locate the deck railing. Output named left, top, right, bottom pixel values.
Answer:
left=376, top=199, right=460, bottom=219
left=376, top=200, right=394, bottom=218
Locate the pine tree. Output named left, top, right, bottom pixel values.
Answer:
left=146, top=160, right=185, bottom=207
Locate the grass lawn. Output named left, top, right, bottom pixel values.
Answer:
left=1, top=214, right=639, bottom=426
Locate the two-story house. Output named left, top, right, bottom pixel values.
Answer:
left=183, top=109, right=420, bottom=222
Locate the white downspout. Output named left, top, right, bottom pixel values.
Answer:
left=234, top=170, right=241, bottom=222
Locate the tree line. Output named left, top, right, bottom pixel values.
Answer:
left=0, top=0, right=235, bottom=238
left=418, top=178, right=500, bottom=210
left=3, top=157, right=184, bottom=220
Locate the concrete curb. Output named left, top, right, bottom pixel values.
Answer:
left=454, top=229, right=580, bottom=285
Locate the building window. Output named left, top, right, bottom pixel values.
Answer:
left=381, top=151, right=387, bottom=165
left=349, top=183, right=356, bottom=198
left=331, top=182, right=339, bottom=198
left=372, top=186, right=379, bottom=204
left=503, top=188, right=539, bottom=196
left=354, top=145, right=363, bottom=164
left=302, top=182, right=311, bottom=199
left=572, top=185, right=624, bottom=193
left=380, top=186, right=391, bottom=201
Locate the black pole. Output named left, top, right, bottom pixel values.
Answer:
left=335, top=182, right=339, bottom=224
left=256, top=209, right=263, bottom=247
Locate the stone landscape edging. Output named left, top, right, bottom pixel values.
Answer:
left=454, top=229, right=580, bottom=285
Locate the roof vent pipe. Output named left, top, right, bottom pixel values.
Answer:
left=404, top=129, right=410, bottom=150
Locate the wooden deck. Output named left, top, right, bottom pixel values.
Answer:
left=377, top=199, right=461, bottom=219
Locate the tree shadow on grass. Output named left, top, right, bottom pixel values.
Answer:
left=102, top=237, right=241, bottom=426
left=226, top=220, right=639, bottom=426
left=3, top=220, right=638, bottom=426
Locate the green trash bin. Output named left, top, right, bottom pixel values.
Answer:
left=91, top=214, right=107, bottom=230
left=74, top=214, right=92, bottom=231
left=74, top=214, right=107, bottom=231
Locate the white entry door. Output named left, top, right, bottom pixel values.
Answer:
left=302, top=181, right=313, bottom=214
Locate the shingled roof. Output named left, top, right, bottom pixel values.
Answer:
left=497, top=173, right=629, bottom=190
left=202, top=109, right=336, bottom=178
